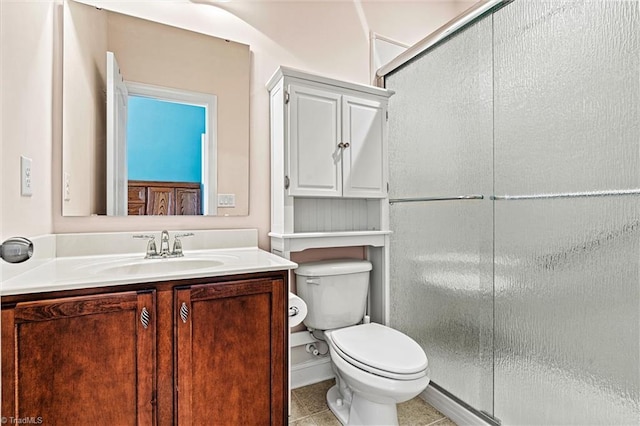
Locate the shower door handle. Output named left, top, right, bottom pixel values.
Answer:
left=389, top=194, right=484, bottom=204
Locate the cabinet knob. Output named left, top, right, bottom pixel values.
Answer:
left=180, top=302, right=189, bottom=323
left=338, top=142, right=350, bottom=149
left=140, top=307, right=151, bottom=329
left=343, top=142, right=350, bottom=148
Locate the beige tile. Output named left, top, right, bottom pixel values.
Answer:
left=397, top=397, right=446, bottom=426
left=310, top=409, right=342, bottom=426
left=290, top=393, right=310, bottom=421
left=293, top=379, right=335, bottom=415
left=292, top=381, right=457, bottom=426
left=289, top=416, right=318, bottom=426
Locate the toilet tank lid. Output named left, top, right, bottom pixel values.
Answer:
left=294, top=259, right=372, bottom=277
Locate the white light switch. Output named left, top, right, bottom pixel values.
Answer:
left=20, top=156, right=32, bottom=197
left=217, top=194, right=236, bottom=208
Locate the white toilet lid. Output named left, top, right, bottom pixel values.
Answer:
left=330, top=323, right=428, bottom=378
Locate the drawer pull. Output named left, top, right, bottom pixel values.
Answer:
left=180, top=302, right=189, bottom=323
left=140, top=307, right=151, bottom=329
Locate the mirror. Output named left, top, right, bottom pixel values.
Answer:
left=62, top=0, right=250, bottom=216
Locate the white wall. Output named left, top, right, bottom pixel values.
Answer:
left=1, top=0, right=56, bottom=241
left=2, top=0, right=473, bottom=248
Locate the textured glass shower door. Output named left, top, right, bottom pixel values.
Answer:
left=493, top=1, right=640, bottom=424
left=387, top=0, right=640, bottom=423
left=386, top=16, right=494, bottom=414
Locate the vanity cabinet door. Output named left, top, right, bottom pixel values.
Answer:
left=1, top=291, right=156, bottom=425
left=175, top=278, right=287, bottom=425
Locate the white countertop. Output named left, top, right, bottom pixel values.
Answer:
left=1, top=247, right=298, bottom=297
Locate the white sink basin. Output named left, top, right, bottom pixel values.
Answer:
left=85, top=255, right=237, bottom=276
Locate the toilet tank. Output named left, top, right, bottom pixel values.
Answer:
left=294, top=259, right=372, bottom=330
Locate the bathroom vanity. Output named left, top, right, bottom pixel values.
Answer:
left=0, top=231, right=296, bottom=425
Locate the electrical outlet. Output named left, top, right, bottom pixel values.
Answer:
left=217, top=194, right=236, bottom=208
left=64, top=172, right=71, bottom=201
left=20, top=156, right=32, bottom=197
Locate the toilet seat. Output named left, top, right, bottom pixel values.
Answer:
left=328, top=323, right=428, bottom=381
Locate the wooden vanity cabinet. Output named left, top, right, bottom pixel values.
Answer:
left=1, top=291, right=156, bottom=425
left=1, top=272, right=288, bottom=426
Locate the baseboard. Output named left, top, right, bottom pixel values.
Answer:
left=290, top=357, right=334, bottom=389
left=421, top=383, right=496, bottom=426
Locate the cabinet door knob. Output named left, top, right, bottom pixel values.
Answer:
left=180, top=302, right=189, bottom=323
left=140, top=307, right=151, bottom=329
left=337, top=142, right=344, bottom=149
left=343, top=142, right=350, bottom=148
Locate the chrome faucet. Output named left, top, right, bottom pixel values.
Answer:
left=134, top=230, right=194, bottom=258
left=159, top=230, right=171, bottom=256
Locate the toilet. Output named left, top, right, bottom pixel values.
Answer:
left=295, top=259, right=430, bottom=426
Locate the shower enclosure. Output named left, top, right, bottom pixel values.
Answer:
left=383, top=0, right=640, bottom=424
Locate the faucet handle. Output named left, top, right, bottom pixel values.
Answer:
left=172, top=233, right=194, bottom=257
left=174, top=232, right=194, bottom=239
left=133, top=235, right=158, bottom=258
left=133, top=234, right=155, bottom=240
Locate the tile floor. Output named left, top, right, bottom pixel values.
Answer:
left=289, top=379, right=457, bottom=426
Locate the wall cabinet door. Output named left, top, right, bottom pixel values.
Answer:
left=287, top=84, right=387, bottom=198
left=175, top=278, right=287, bottom=425
left=1, top=291, right=156, bottom=424
left=342, top=95, right=387, bottom=198
left=288, top=84, right=342, bottom=197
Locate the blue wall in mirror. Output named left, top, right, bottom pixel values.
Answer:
left=127, top=96, right=205, bottom=182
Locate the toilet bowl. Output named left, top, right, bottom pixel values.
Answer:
left=324, top=323, right=430, bottom=425
left=294, top=260, right=430, bottom=426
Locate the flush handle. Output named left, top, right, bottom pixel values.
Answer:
left=0, top=237, right=33, bottom=264
left=306, top=278, right=320, bottom=285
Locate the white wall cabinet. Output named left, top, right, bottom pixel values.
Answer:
left=267, top=66, right=393, bottom=239
left=267, top=66, right=393, bottom=318
left=278, top=71, right=390, bottom=199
